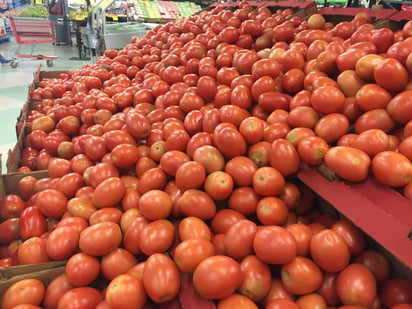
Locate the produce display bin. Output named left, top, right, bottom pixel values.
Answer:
left=297, top=164, right=412, bottom=271
left=317, top=6, right=397, bottom=23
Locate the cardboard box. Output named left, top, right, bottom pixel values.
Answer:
left=373, top=10, right=412, bottom=30
left=317, top=6, right=397, bottom=24
left=264, top=1, right=318, bottom=17
left=0, top=262, right=66, bottom=300
left=0, top=169, right=49, bottom=198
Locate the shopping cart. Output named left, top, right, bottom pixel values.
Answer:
left=8, top=16, right=59, bottom=68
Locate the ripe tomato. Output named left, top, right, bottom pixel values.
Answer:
left=311, top=86, right=345, bottom=114
left=175, top=161, right=206, bottom=191
left=297, top=136, right=329, bottom=166
left=177, top=189, right=216, bottom=220
left=179, top=216, right=212, bottom=241
left=139, top=219, right=174, bottom=255
left=266, top=298, right=299, bottom=309
left=138, top=189, right=172, bottom=220
left=252, top=166, right=285, bottom=196
left=213, top=124, right=247, bottom=158
left=238, top=255, right=271, bottom=302
left=228, top=187, right=259, bottom=215
left=336, top=263, right=377, bottom=307
left=101, top=248, right=137, bottom=280
left=143, top=253, right=180, bottom=303
left=46, top=226, right=79, bottom=260
left=253, top=225, right=297, bottom=265
left=374, top=58, right=408, bottom=92
left=43, top=274, right=73, bottom=309
left=380, top=278, right=412, bottom=308
left=224, top=219, right=257, bottom=260
left=57, top=287, right=102, bottom=309
left=310, top=229, right=351, bottom=272
left=204, top=171, right=234, bottom=201
left=225, top=156, right=258, bottom=187
left=355, top=250, right=390, bottom=284
left=35, top=189, right=68, bottom=219
left=19, top=207, right=47, bottom=240
left=193, top=255, right=242, bottom=299
left=192, top=145, right=225, bottom=174
left=256, top=197, right=289, bottom=226
left=1, top=279, right=45, bottom=309
left=65, top=252, right=100, bottom=286
left=79, top=221, right=122, bottom=256
left=106, top=274, right=146, bottom=309
left=217, top=294, right=258, bottom=309
left=137, top=167, right=167, bottom=193
left=331, top=219, right=366, bottom=256
left=372, top=151, right=412, bottom=187
left=92, top=177, right=126, bottom=208
left=387, top=90, right=412, bottom=124
left=269, top=139, right=300, bottom=176
left=173, top=238, right=215, bottom=273
left=281, top=256, right=323, bottom=295
left=324, top=146, right=371, bottom=182
left=355, top=83, right=391, bottom=112
left=123, top=216, right=149, bottom=255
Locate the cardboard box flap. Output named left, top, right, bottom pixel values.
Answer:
left=317, top=7, right=397, bottom=19
left=1, top=170, right=49, bottom=196
left=0, top=261, right=66, bottom=281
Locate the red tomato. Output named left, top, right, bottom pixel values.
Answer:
left=355, top=84, right=391, bottom=112
left=0, top=194, right=24, bottom=219
left=177, top=189, right=216, bottom=220
left=217, top=294, right=258, bottom=309
left=380, top=278, right=412, bottom=308
left=179, top=216, right=212, bottom=241
left=123, top=216, right=149, bottom=255
left=336, top=263, right=377, bottom=307
left=106, top=274, right=146, bottom=309
left=110, top=144, right=139, bottom=168
left=193, top=255, right=242, bottom=299
left=65, top=252, right=100, bottom=286
left=224, top=219, right=257, bottom=260
left=101, top=248, right=137, bottom=280
left=310, top=229, right=351, bottom=272
left=79, top=221, right=122, bottom=256
left=57, top=287, right=102, bottom=309
left=281, top=256, right=323, bottom=295
left=173, top=238, right=215, bottom=273
left=269, top=139, right=300, bottom=176
left=252, top=166, right=285, bottom=196
left=43, top=274, right=73, bottom=309
left=213, top=124, right=247, bottom=158
left=253, top=225, right=297, bottom=265
left=19, top=207, right=47, bottom=240
left=143, top=253, right=180, bottom=303
left=266, top=298, right=299, bottom=309
left=374, top=58, right=408, bottom=92
left=225, top=156, right=258, bottom=187
left=46, top=226, right=79, bottom=260
left=324, top=146, right=371, bottom=182
left=192, top=145, right=225, bottom=174
left=17, top=236, right=50, bottom=265
left=204, top=171, right=234, bottom=201
left=331, top=219, right=366, bottom=256
left=92, top=177, right=126, bottom=208
left=175, top=161, right=206, bottom=191
left=139, top=219, right=174, bottom=255
left=371, top=151, right=412, bottom=187
left=228, top=186, right=259, bottom=216
left=355, top=250, right=390, bottom=284
left=387, top=90, right=412, bottom=124
left=298, top=136, right=329, bottom=166
left=1, top=279, right=45, bottom=309
left=256, top=197, right=289, bottom=226
left=350, top=129, right=390, bottom=157
left=35, top=189, right=68, bottom=219
left=311, top=86, right=345, bottom=114
left=137, top=167, right=167, bottom=193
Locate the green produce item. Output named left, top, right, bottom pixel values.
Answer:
left=19, top=4, right=49, bottom=18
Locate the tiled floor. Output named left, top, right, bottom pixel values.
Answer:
left=0, top=30, right=93, bottom=172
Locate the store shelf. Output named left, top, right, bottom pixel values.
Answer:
left=297, top=163, right=412, bottom=270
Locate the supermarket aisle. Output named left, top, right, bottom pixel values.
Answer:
left=0, top=33, right=93, bottom=172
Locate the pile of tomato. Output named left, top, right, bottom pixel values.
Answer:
left=1, top=2, right=412, bottom=308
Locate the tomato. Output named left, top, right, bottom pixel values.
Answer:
left=17, top=236, right=50, bottom=265
left=228, top=186, right=259, bottom=215
left=179, top=216, right=212, bottom=241
left=225, top=156, right=258, bottom=187
left=310, top=229, right=350, bottom=272
left=137, top=167, right=167, bottom=193
left=65, top=252, right=100, bottom=286
left=336, top=263, right=377, bottom=307
left=143, top=253, right=180, bottom=303
left=173, top=238, right=215, bottom=273
left=204, top=171, right=234, bottom=201
left=139, top=219, right=174, bottom=255
left=371, top=151, right=412, bottom=187
left=330, top=219, right=366, bottom=257
left=374, top=58, right=408, bottom=92
left=355, top=250, right=390, bottom=284
left=231, top=85, right=252, bottom=109
left=252, top=166, right=285, bottom=197
left=314, top=113, right=350, bottom=144
left=317, top=272, right=340, bottom=306
left=43, top=274, right=73, bottom=309
left=355, top=84, right=391, bottom=112
left=33, top=188, right=68, bottom=220
left=101, top=248, right=137, bottom=280
left=0, top=218, right=20, bottom=246
left=175, top=161, right=206, bottom=191
left=1, top=279, right=45, bottom=309
left=281, top=256, right=323, bottom=295
left=268, top=139, right=300, bottom=176
left=253, top=225, right=297, bottom=265
left=324, top=146, right=371, bottom=182
left=110, top=144, right=139, bottom=168
left=213, top=124, right=247, bottom=158
left=287, top=106, right=319, bottom=129
left=123, top=216, right=149, bottom=255
left=79, top=221, right=122, bottom=256
left=387, top=90, right=412, bottom=124
left=57, top=287, right=102, bottom=309
left=217, top=294, right=258, bottom=309
left=297, top=136, right=329, bottom=166
left=258, top=92, right=290, bottom=113
left=255, top=196, right=288, bottom=226
left=238, top=255, right=271, bottom=302
left=46, top=226, right=79, bottom=261
left=19, top=207, right=47, bottom=240
left=106, top=274, right=146, bottom=309
left=311, top=86, right=345, bottom=114
left=193, top=255, right=242, bottom=299
left=266, top=298, right=300, bottom=309
left=92, top=177, right=125, bottom=208
left=66, top=196, right=96, bottom=220
left=223, top=219, right=257, bottom=260
left=380, top=278, right=412, bottom=308
left=177, top=189, right=216, bottom=220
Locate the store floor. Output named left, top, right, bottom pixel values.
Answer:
left=0, top=32, right=94, bottom=172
